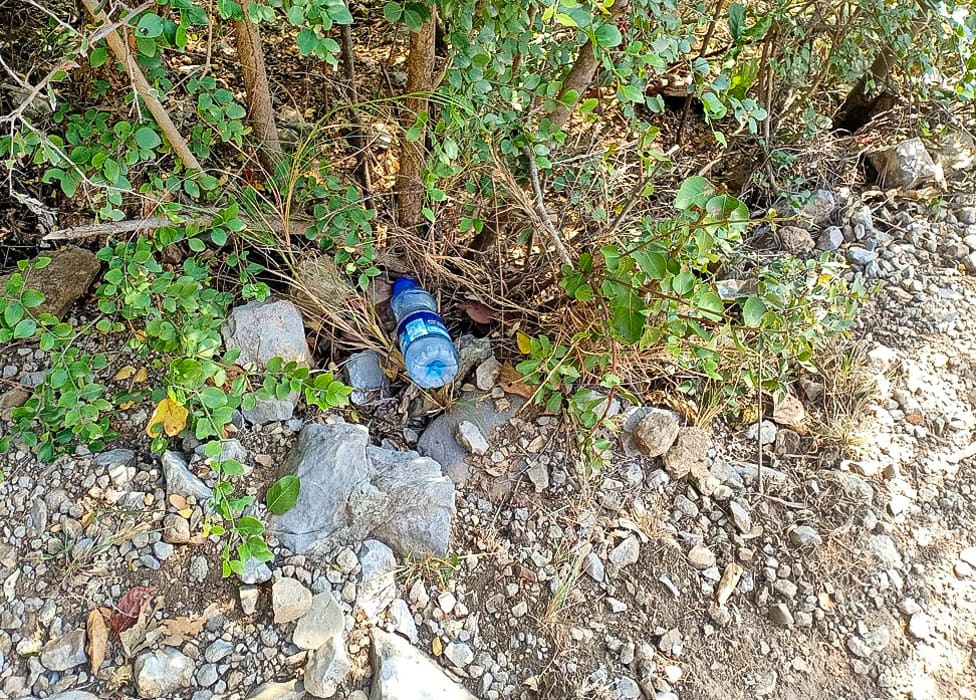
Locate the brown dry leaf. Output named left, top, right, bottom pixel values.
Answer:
left=772, top=392, right=807, bottom=431
left=86, top=608, right=109, bottom=674
left=146, top=397, right=188, bottom=437
left=818, top=591, right=835, bottom=610
left=134, top=367, right=149, bottom=383
left=524, top=676, right=540, bottom=692
left=111, top=585, right=157, bottom=638
left=158, top=614, right=206, bottom=646
left=716, top=563, right=744, bottom=607
left=168, top=494, right=188, bottom=510
left=457, top=299, right=494, bottom=325
left=113, top=365, right=137, bottom=381
left=499, top=363, right=534, bottom=399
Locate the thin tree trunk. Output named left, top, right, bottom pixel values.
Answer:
left=341, top=24, right=372, bottom=197
left=396, top=5, right=437, bottom=230
left=548, top=0, right=630, bottom=131
left=233, top=18, right=281, bottom=169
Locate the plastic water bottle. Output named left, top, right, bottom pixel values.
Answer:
left=390, top=278, right=459, bottom=389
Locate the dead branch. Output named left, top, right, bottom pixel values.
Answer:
left=526, top=151, right=573, bottom=267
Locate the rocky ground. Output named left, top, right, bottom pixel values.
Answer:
left=1, top=138, right=976, bottom=700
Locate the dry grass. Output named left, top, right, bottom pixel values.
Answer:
left=808, top=342, right=881, bottom=454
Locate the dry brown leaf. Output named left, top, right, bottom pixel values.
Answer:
left=86, top=608, right=109, bottom=674
left=134, top=367, right=148, bottom=383
left=716, top=563, right=744, bottom=607
left=158, top=614, right=206, bottom=646
left=499, top=363, right=534, bottom=399
left=146, top=397, right=188, bottom=437
left=111, top=585, right=157, bottom=638
left=168, top=494, right=188, bottom=510
left=113, top=365, right=137, bottom=381
left=457, top=299, right=494, bottom=325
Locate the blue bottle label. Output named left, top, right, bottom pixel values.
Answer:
left=397, top=311, right=452, bottom=352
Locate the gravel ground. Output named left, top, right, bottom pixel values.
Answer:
left=1, top=185, right=975, bottom=700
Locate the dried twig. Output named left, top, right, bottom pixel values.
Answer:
left=525, top=151, right=573, bottom=267
left=80, top=0, right=202, bottom=172
left=43, top=213, right=311, bottom=241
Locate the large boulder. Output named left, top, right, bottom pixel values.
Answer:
left=270, top=423, right=456, bottom=557
left=869, top=138, right=942, bottom=189
left=370, top=628, right=477, bottom=700
left=0, top=246, right=100, bottom=319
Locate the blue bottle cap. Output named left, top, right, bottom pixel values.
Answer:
left=392, top=278, right=418, bottom=297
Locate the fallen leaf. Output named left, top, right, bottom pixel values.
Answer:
left=146, top=397, right=188, bottom=437
left=168, top=494, right=188, bottom=510
left=431, top=636, right=443, bottom=656
left=516, top=331, right=532, bottom=354
left=457, top=299, right=494, bottom=325
left=818, top=591, right=835, bottom=611
left=86, top=608, right=109, bottom=674
left=158, top=614, right=206, bottom=646
left=716, top=563, right=743, bottom=607
left=524, top=676, right=540, bottom=692
left=111, top=585, right=157, bottom=638
left=119, top=401, right=135, bottom=410
left=113, top=365, right=137, bottom=381
left=134, top=367, right=148, bottom=384
left=772, top=392, right=807, bottom=431
left=178, top=507, right=193, bottom=519
left=499, top=363, right=534, bottom=399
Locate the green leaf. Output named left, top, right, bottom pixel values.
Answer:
left=631, top=249, right=668, bottom=280
left=617, top=84, right=644, bottom=103
left=594, top=22, right=622, bottom=48
left=286, top=5, right=304, bottom=24
left=741, top=295, right=766, bottom=327
left=701, top=91, right=727, bottom=119
left=21, top=289, right=45, bottom=309
left=673, top=270, right=695, bottom=296
left=297, top=28, right=318, bottom=55
left=13, top=318, right=36, bottom=339
left=266, top=475, right=301, bottom=514
left=236, top=516, right=265, bottom=535
left=674, top=176, right=716, bottom=211
left=134, top=127, right=161, bottom=149
left=610, top=288, right=644, bottom=344
left=90, top=46, right=109, bottom=68
left=383, top=1, right=403, bottom=22
left=696, top=291, right=725, bottom=321
left=728, top=3, right=746, bottom=40
left=136, top=12, right=164, bottom=38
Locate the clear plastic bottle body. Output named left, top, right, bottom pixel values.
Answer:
left=391, top=279, right=459, bottom=389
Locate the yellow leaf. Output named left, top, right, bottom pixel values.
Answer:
left=524, top=676, right=540, bottom=692
left=134, top=367, right=148, bottom=383
left=178, top=508, right=193, bottom=519
left=516, top=331, right=532, bottom=354
left=113, top=365, right=137, bottom=381
left=146, top=397, right=188, bottom=437
left=431, top=636, right=443, bottom=656
left=119, top=401, right=135, bottom=410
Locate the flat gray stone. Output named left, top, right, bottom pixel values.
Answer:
left=293, top=591, right=344, bottom=650
left=40, top=629, right=86, bottom=671
left=370, top=628, right=477, bottom=700
left=245, top=679, right=306, bottom=700
left=345, top=350, right=387, bottom=405
left=417, top=393, right=523, bottom=485
left=243, top=397, right=296, bottom=425
left=272, top=578, right=313, bottom=624
left=161, top=451, right=212, bottom=500
left=869, top=138, right=942, bottom=189
left=222, top=299, right=311, bottom=368
left=609, top=536, right=640, bottom=568
left=133, top=648, right=195, bottom=698
left=304, top=637, right=350, bottom=698
left=357, top=539, right=396, bottom=619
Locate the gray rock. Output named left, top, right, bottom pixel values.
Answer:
left=40, top=629, right=86, bottom=671
left=788, top=525, right=822, bottom=548
left=204, top=639, right=233, bottom=663
left=241, top=557, right=272, bottom=584
left=240, top=585, right=259, bottom=615
left=662, top=427, right=710, bottom=479
left=584, top=552, right=605, bottom=583
left=272, top=578, right=313, bottom=624
left=909, top=612, right=933, bottom=639
left=728, top=501, right=752, bottom=533
left=768, top=603, right=794, bottom=627
left=444, top=641, right=474, bottom=668
left=869, top=534, right=904, bottom=569
left=833, top=471, right=874, bottom=505
left=153, top=541, right=174, bottom=560
left=222, top=299, right=311, bottom=368
left=797, top=189, right=836, bottom=224
left=357, top=539, right=396, bottom=619
left=847, top=247, right=878, bottom=266
left=270, top=423, right=456, bottom=558
left=162, top=513, right=191, bottom=544
left=609, top=536, right=640, bottom=568
left=194, top=438, right=247, bottom=464
left=370, top=628, right=478, bottom=700
left=455, top=421, right=489, bottom=455
left=687, top=545, right=716, bottom=569
left=615, top=676, right=642, bottom=699
left=816, top=226, right=844, bottom=251
left=243, top=397, right=296, bottom=425
left=133, top=648, right=195, bottom=698
left=345, top=350, right=387, bottom=405
left=189, top=555, right=210, bottom=582
left=455, top=334, right=492, bottom=383
left=96, top=448, right=137, bottom=471
left=42, top=693, right=102, bottom=700
left=851, top=204, right=874, bottom=233
left=869, top=138, right=942, bottom=189
left=417, top=393, right=523, bottom=485
left=294, top=591, right=344, bottom=650
left=474, top=356, right=501, bottom=391
left=958, top=207, right=976, bottom=225
left=388, top=598, right=419, bottom=643
left=631, top=408, right=680, bottom=458
left=303, top=637, right=350, bottom=698
left=197, top=663, right=219, bottom=687
left=161, top=451, right=212, bottom=500
left=245, top=679, right=307, bottom=700
left=779, top=226, right=815, bottom=254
